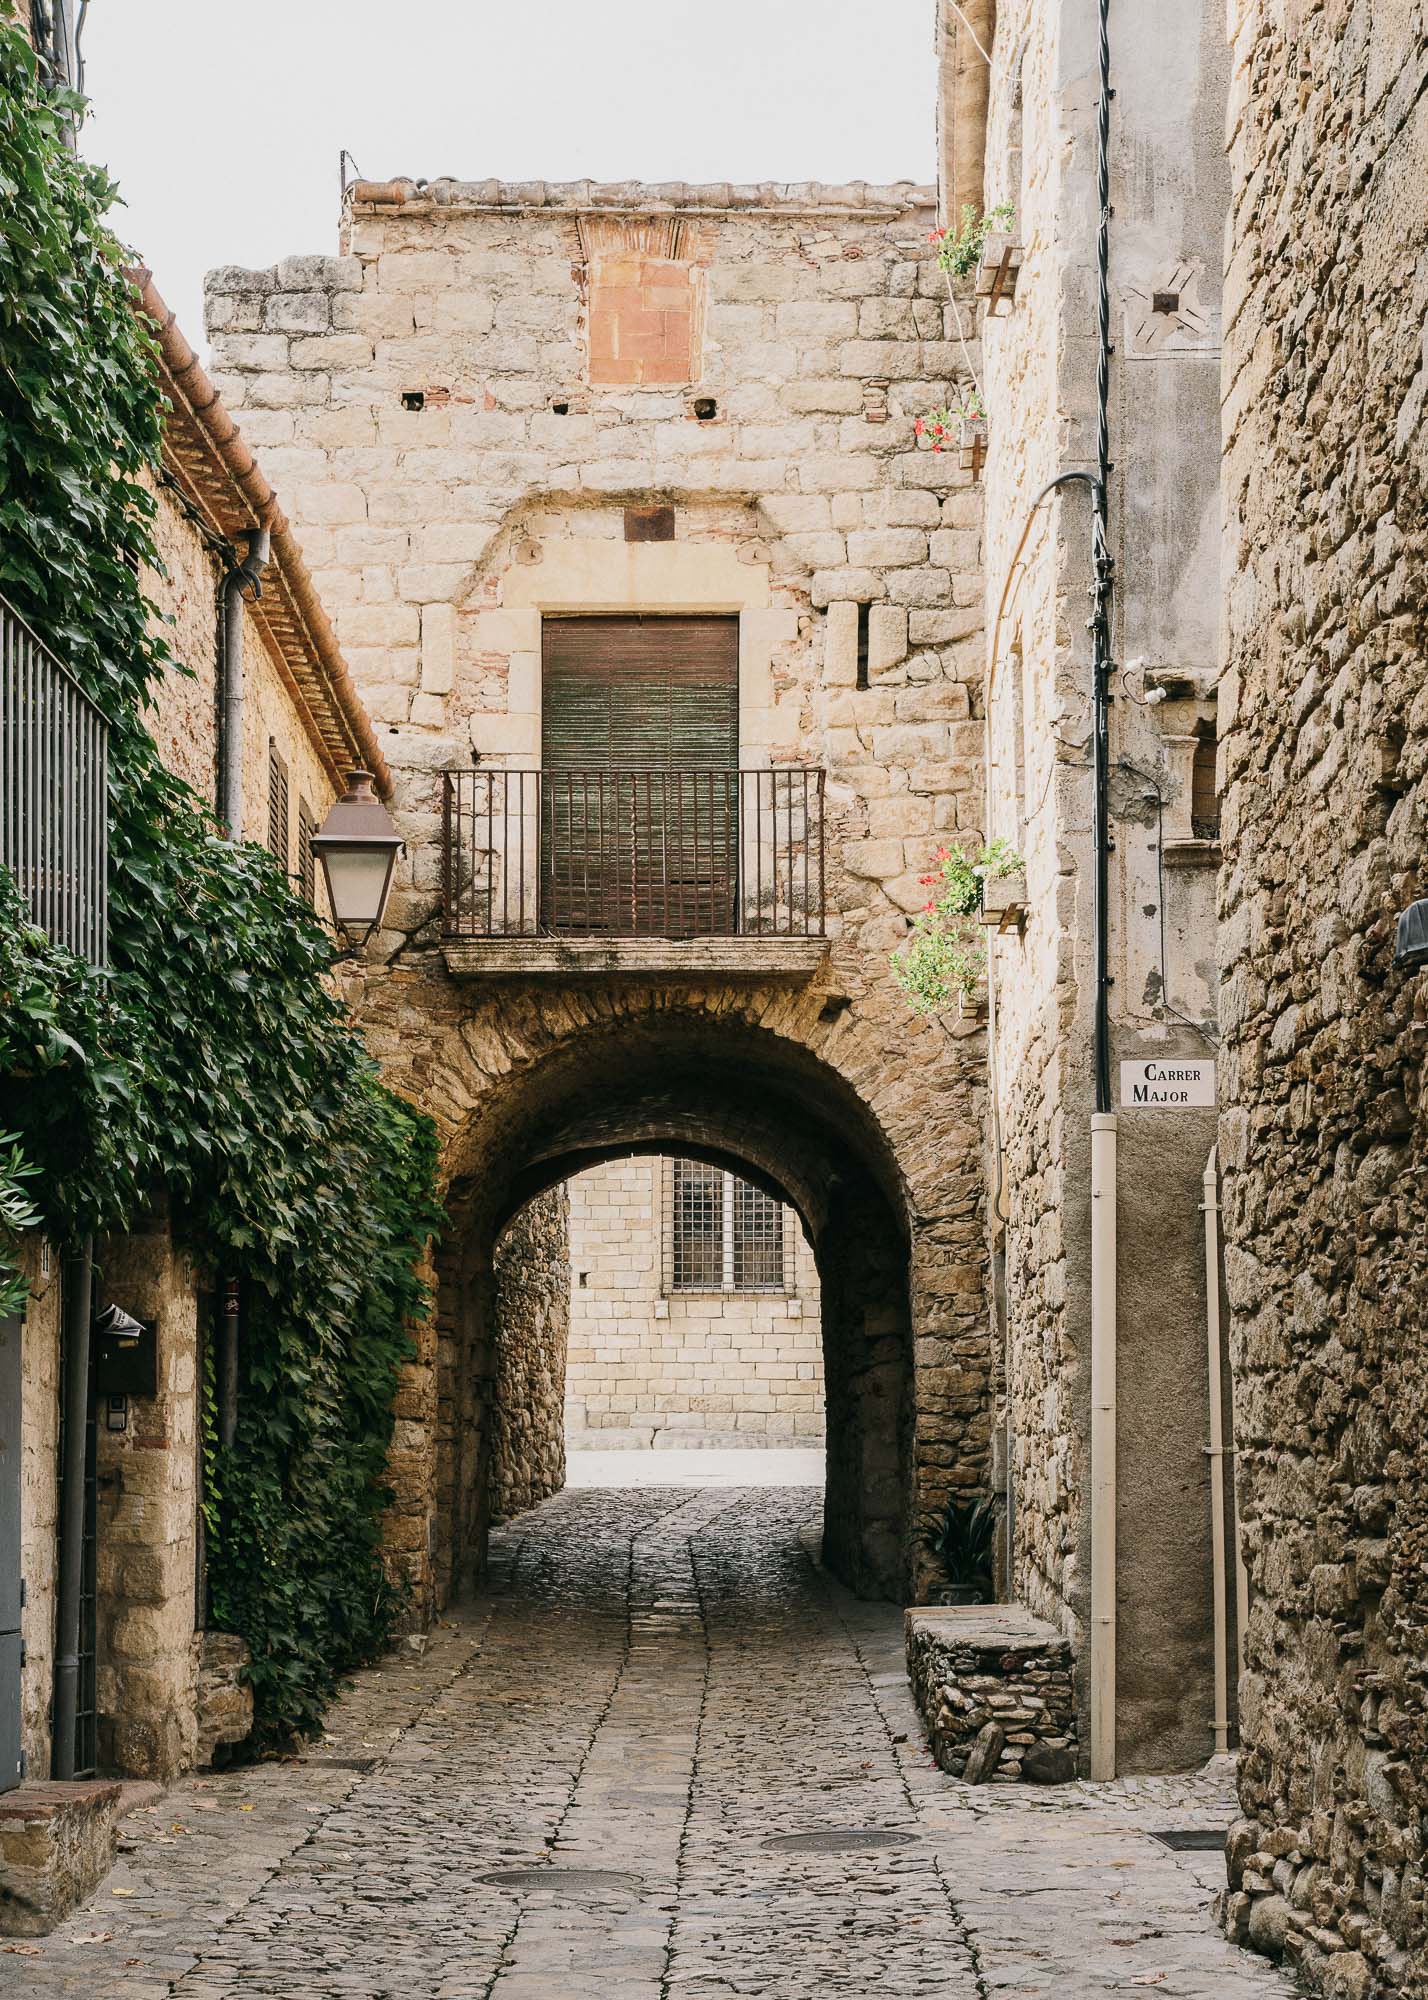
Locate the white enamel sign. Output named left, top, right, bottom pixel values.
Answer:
left=1120, top=1059, right=1216, bottom=1108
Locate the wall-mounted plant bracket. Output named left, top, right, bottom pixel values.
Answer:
left=978, top=868, right=1027, bottom=930
left=976, top=234, right=1023, bottom=314
left=960, top=413, right=988, bottom=480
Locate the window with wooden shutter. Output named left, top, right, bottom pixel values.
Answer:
left=297, top=797, right=316, bottom=901
left=267, top=741, right=289, bottom=869
left=540, top=616, right=739, bottom=938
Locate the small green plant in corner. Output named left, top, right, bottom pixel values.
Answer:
left=890, top=840, right=1024, bottom=1016
left=927, top=1493, right=998, bottom=1605
left=929, top=200, right=1016, bottom=282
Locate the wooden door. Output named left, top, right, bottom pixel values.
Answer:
left=541, top=616, right=739, bottom=937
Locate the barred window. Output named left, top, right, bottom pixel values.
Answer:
left=669, top=1158, right=786, bottom=1293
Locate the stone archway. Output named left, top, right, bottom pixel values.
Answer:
left=350, top=972, right=991, bottom=1620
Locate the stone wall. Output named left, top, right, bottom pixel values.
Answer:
left=142, top=476, right=342, bottom=898
left=17, top=1238, right=60, bottom=1780
left=906, top=1605, right=1077, bottom=1784
left=565, top=1156, right=823, bottom=1449
left=972, top=0, right=1231, bottom=1772
left=490, top=1188, right=569, bottom=1520
left=205, top=180, right=996, bottom=1609
left=1217, top=3, right=1428, bottom=1992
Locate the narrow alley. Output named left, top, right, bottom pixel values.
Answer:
left=17, top=1486, right=1294, bottom=1999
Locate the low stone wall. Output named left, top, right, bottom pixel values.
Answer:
left=0, top=1780, right=122, bottom=1936
left=194, top=1632, right=254, bottom=1768
left=491, top=1188, right=570, bottom=1519
left=906, top=1606, right=1078, bottom=1783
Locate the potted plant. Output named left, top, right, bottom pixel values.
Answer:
left=975, top=836, right=1028, bottom=928
left=927, top=1494, right=997, bottom=1605
left=930, top=201, right=1016, bottom=286
left=890, top=841, right=1024, bottom=1016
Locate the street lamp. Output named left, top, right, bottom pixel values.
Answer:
left=311, top=770, right=404, bottom=943
left=1393, top=897, right=1428, bottom=971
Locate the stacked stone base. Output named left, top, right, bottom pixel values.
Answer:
left=195, top=1631, right=254, bottom=1767
left=0, top=1780, right=122, bottom=1936
left=906, top=1606, right=1078, bottom=1783
left=1220, top=1816, right=1416, bottom=2000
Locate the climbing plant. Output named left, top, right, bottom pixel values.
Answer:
left=0, top=19, right=443, bottom=1738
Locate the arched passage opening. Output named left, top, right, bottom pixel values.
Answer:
left=428, top=1013, right=917, bottom=1604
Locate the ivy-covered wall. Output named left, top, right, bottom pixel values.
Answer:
left=0, top=20, right=441, bottom=1742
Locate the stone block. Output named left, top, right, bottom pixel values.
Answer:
left=0, top=1782, right=122, bottom=1936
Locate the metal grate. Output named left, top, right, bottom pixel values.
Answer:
left=670, top=1160, right=788, bottom=1294
left=671, top=1160, right=723, bottom=1291
left=442, top=768, right=825, bottom=940
left=732, top=1177, right=784, bottom=1292
left=0, top=594, right=108, bottom=968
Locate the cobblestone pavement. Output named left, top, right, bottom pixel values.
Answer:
left=10, top=1489, right=1297, bottom=1999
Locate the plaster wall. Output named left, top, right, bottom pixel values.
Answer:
left=974, top=0, right=1230, bottom=1771
left=565, top=1157, right=823, bottom=1449
left=17, top=1239, right=60, bottom=1780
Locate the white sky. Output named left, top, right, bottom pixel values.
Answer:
left=80, top=0, right=937, bottom=354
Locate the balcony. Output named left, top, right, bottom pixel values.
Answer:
left=0, top=595, right=108, bottom=969
left=441, top=768, right=828, bottom=981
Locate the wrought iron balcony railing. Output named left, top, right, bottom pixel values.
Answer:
left=442, top=768, right=825, bottom=941
left=0, top=594, right=108, bottom=968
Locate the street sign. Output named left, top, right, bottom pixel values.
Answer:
left=1120, top=1059, right=1216, bottom=1108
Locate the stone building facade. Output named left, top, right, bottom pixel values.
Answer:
left=564, top=1157, right=822, bottom=1450
left=952, top=0, right=1233, bottom=1774
left=205, top=177, right=993, bottom=1614
left=14, top=281, right=383, bottom=1796
left=1215, top=3, right=1428, bottom=1992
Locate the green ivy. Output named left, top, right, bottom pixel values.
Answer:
left=0, top=21, right=443, bottom=1739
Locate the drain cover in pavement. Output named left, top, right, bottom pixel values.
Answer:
left=476, top=1868, right=643, bottom=1900
left=1150, top=1830, right=1226, bottom=1852
left=767, top=1828, right=918, bottom=1854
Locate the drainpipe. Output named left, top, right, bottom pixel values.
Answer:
left=218, top=529, right=270, bottom=840
left=52, top=1235, right=93, bottom=1780
left=1202, top=1147, right=1230, bottom=1755
left=214, top=531, right=267, bottom=1457
left=1086, top=0, right=1118, bottom=1782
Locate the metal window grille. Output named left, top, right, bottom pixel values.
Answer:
left=669, top=1159, right=787, bottom=1294
left=0, top=593, right=108, bottom=968
left=671, top=1160, right=723, bottom=1291
left=267, top=741, right=289, bottom=867
left=297, top=797, right=316, bottom=902
left=732, top=1177, right=785, bottom=1292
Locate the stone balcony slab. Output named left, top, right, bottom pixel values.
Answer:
left=442, top=936, right=829, bottom=982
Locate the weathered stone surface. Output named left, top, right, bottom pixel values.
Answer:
left=1217, top=1, right=1428, bottom=1990
left=0, top=1781, right=122, bottom=1937
left=906, top=1605, right=1078, bottom=1782
left=194, top=1632, right=254, bottom=1768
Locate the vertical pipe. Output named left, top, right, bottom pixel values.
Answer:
left=1202, top=1146, right=1230, bottom=1755
left=1089, top=1112, right=1118, bottom=1778
left=1087, top=0, right=1118, bottom=1783
left=52, top=1236, right=93, bottom=1781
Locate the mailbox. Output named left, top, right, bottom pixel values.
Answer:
left=92, top=1303, right=157, bottom=1398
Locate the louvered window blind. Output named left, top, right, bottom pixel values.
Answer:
left=267, top=741, right=289, bottom=868
left=540, top=616, right=739, bottom=938
left=297, top=797, right=316, bottom=902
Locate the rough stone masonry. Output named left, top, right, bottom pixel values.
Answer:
left=205, top=180, right=993, bottom=1616
left=1218, top=2, right=1428, bottom=1993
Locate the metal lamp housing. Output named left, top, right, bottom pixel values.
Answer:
left=1393, top=897, right=1428, bottom=971
left=312, top=770, right=404, bottom=941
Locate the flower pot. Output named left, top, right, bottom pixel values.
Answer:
left=959, top=415, right=988, bottom=480
left=977, top=869, right=1027, bottom=929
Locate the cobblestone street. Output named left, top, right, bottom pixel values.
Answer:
left=11, top=1489, right=1296, bottom=1999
